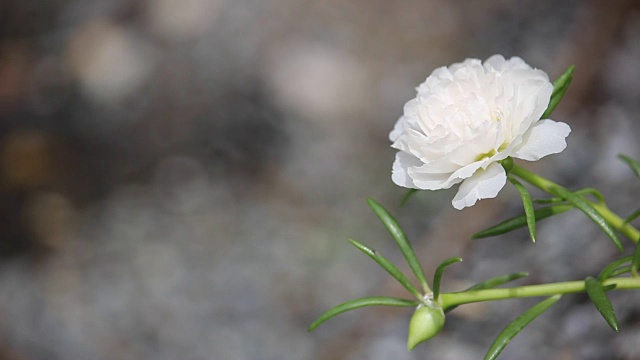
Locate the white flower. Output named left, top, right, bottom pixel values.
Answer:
left=390, top=55, right=571, bottom=209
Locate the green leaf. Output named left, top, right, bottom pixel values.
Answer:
left=542, top=79, right=572, bottom=119
left=532, top=197, right=564, bottom=205
left=632, top=241, right=640, bottom=277
left=580, top=188, right=606, bottom=203
left=445, top=272, right=529, bottom=313
left=308, top=296, right=418, bottom=331
left=368, top=198, right=430, bottom=292
left=401, top=189, right=420, bottom=207
left=598, top=256, right=632, bottom=281
left=549, top=185, right=623, bottom=251
left=585, top=277, right=619, bottom=331
left=609, top=265, right=632, bottom=278
left=484, top=295, right=561, bottom=360
left=348, top=239, right=423, bottom=299
left=465, top=272, right=530, bottom=291
left=541, top=65, right=574, bottom=119
left=473, top=205, right=573, bottom=239
left=533, top=188, right=605, bottom=205
left=432, top=257, right=463, bottom=299
left=618, top=154, right=640, bottom=179
left=551, top=66, right=575, bottom=95
left=624, top=208, right=640, bottom=224
left=508, top=176, right=536, bottom=242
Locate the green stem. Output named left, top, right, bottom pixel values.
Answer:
left=440, top=277, right=640, bottom=308
left=510, top=164, right=640, bottom=243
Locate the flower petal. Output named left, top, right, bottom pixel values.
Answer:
left=392, top=151, right=423, bottom=188
left=451, top=162, right=506, bottom=210
left=483, top=54, right=507, bottom=71
left=413, top=158, right=460, bottom=174
left=389, top=116, right=407, bottom=142
left=408, top=166, right=457, bottom=190
left=506, top=74, right=553, bottom=139
left=512, top=119, right=571, bottom=161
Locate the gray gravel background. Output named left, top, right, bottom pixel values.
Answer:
left=0, top=0, right=639, bottom=359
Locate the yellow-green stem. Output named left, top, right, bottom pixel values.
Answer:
left=440, top=277, right=640, bottom=308
left=510, top=164, right=639, bottom=243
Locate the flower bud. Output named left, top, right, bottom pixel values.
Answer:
left=407, top=302, right=445, bottom=351
left=500, top=157, right=514, bottom=174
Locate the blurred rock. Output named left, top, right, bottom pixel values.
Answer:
left=0, top=1, right=638, bottom=359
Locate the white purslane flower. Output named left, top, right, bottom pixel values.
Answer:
left=390, top=55, right=571, bottom=210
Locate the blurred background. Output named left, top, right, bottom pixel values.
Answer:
left=1, top=0, right=640, bottom=359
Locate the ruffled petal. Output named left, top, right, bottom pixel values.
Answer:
left=451, top=162, right=506, bottom=210
left=512, top=119, right=571, bottom=161
left=389, top=116, right=407, bottom=142
left=391, top=151, right=423, bottom=188
left=407, top=161, right=458, bottom=190
left=506, top=74, right=553, bottom=139
left=447, top=159, right=487, bottom=183
left=411, top=172, right=458, bottom=190
left=483, top=54, right=507, bottom=72
left=412, top=158, right=460, bottom=174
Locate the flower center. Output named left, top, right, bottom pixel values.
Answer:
left=491, top=109, right=504, bottom=122
left=475, top=149, right=497, bottom=162
left=474, top=143, right=509, bottom=162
